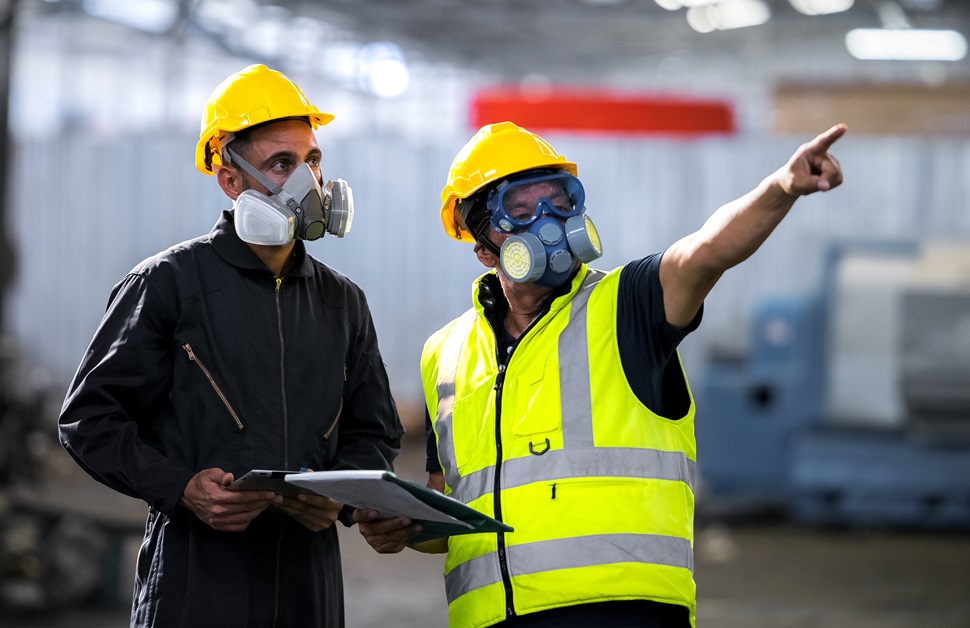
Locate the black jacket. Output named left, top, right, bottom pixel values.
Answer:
left=58, top=211, right=404, bottom=627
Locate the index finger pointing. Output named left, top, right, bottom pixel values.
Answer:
left=811, top=123, right=847, bottom=151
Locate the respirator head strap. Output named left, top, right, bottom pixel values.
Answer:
left=457, top=194, right=502, bottom=258
left=224, top=145, right=287, bottom=200
left=477, top=235, right=502, bottom=259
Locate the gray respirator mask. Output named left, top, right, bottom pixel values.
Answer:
left=226, top=145, right=353, bottom=246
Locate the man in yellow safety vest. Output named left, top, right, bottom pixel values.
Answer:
left=354, top=120, right=845, bottom=628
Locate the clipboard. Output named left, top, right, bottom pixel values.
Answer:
left=228, top=469, right=315, bottom=498
left=285, top=470, right=513, bottom=542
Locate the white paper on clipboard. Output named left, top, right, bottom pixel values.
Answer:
left=285, top=470, right=473, bottom=529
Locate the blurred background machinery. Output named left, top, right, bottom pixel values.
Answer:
left=0, top=342, right=128, bottom=618
left=697, top=239, right=970, bottom=528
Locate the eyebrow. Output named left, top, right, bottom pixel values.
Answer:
left=259, top=148, right=323, bottom=169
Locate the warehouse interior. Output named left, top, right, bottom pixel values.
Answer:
left=1, top=1, right=969, bottom=626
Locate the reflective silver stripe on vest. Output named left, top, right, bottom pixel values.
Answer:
left=436, top=271, right=605, bottom=494
left=435, top=270, right=695, bottom=503
left=434, top=311, right=477, bottom=488
left=450, top=446, right=696, bottom=506
left=558, top=269, right=603, bottom=448
left=444, top=533, right=694, bottom=603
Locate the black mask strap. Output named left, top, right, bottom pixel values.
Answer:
left=458, top=196, right=501, bottom=257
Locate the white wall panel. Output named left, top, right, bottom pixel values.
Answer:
left=9, top=133, right=970, bottom=412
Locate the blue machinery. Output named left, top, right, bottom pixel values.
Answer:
left=696, top=241, right=970, bottom=528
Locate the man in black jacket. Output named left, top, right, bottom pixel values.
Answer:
left=57, top=64, right=404, bottom=628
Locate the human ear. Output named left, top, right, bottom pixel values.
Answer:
left=474, top=242, right=499, bottom=269
left=216, top=166, right=244, bottom=200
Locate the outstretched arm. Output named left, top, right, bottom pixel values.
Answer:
left=660, top=124, right=846, bottom=328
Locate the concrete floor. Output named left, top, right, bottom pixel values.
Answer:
left=6, top=436, right=970, bottom=628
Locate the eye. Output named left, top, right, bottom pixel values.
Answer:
left=269, top=159, right=293, bottom=175
left=508, top=204, right=536, bottom=221
left=306, top=155, right=321, bottom=169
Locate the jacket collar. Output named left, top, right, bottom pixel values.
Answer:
left=473, top=265, right=586, bottom=328
left=209, top=210, right=314, bottom=277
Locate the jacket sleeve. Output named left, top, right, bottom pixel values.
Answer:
left=331, top=286, right=405, bottom=472
left=57, top=272, right=196, bottom=516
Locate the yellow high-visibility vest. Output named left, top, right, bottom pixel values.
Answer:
left=421, top=266, right=697, bottom=628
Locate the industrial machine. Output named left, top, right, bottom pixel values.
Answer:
left=0, top=345, right=123, bottom=617
left=696, top=240, right=970, bottom=528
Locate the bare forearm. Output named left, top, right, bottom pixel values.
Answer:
left=687, top=123, right=846, bottom=276
left=660, top=124, right=846, bottom=328
left=691, top=173, right=797, bottom=275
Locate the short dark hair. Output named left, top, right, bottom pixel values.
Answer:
left=224, top=116, right=312, bottom=167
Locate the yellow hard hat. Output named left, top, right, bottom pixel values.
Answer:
left=195, top=64, right=334, bottom=175
left=440, top=121, right=577, bottom=242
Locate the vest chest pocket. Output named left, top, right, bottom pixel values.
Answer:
left=509, top=355, right=562, bottom=439
left=450, top=388, right=497, bottom=474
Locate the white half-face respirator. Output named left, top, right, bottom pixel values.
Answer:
left=226, top=146, right=354, bottom=246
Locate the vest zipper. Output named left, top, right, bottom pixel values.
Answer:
left=493, top=360, right=515, bottom=618
left=500, top=307, right=549, bottom=617
left=181, top=343, right=244, bottom=430
left=487, top=302, right=549, bottom=620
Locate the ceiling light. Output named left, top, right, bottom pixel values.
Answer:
left=358, top=42, right=409, bottom=97
left=368, top=58, right=410, bottom=98
left=845, top=28, right=968, bottom=61
left=687, top=0, right=771, bottom=33
left=323, top=41, right=410, bottom=98
left=876, top=1, right=911, bottom=29
left=789, top=0, right=853, bottom=16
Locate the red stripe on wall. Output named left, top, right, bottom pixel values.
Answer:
left=471, top=87, right=736, bottom=136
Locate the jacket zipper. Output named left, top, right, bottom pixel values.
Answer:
left=273, top=276, right=287, bottom=628
left=181, top=343, right=244, bottom=430
left=275, top=277, right=289, bottom=466
left=322, top=366, right=346, bottom=441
